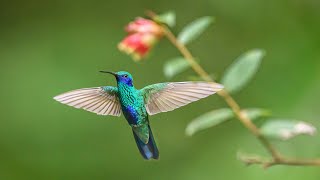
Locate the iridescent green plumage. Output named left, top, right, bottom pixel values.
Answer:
left=54, top=71, right=224, bottom=160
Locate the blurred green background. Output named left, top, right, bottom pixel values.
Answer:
left=1, top=0, right=320, bottom=179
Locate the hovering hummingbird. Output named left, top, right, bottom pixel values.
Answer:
left=54, top=71, right=223, bottom=160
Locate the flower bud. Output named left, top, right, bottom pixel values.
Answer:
left=118, top=17, right=163, bottom=61
left=125, top=17, right=163, bottom=36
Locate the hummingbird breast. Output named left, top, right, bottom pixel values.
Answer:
left=118, top=86, right=148, bottom=126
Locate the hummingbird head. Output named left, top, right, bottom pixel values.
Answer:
left=99, top=70, right=133, bottom=86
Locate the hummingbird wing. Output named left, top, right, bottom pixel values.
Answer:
left=140, top=82, right=223, bottom=115
left=53, top=86, right=121, bottom=116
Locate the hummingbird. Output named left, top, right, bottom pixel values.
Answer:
left=54, top=71, right=223, bottom=160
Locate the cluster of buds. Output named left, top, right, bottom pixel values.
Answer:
left=118, top=18, right=163, bottom=61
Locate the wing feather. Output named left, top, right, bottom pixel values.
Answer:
left=54, top=86, right=121, bottom=116
left=140, top=82, right=223, bottom=115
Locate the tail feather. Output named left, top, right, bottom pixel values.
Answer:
left=132, top=125, right=159, bottom=160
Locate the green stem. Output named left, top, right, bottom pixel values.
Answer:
left=162, top=26, right=281, bottom=161
left=147, top=10, right=320, bottom=168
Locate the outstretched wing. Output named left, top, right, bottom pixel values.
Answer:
left=53, top=86, right=121, bottom=116
left=140, top=82, right=223, bottom=115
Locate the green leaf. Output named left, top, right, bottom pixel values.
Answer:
left=163, top=57, right=190, bottom=79
left=186, top=108, right=234, bottom=136
left=155, top=11, right=176, bottom=27
left=241, top=108, right=271, bottom=121
left=177, top=16, right=214, bottom=45
left=260, top=119, right=317, bottom=140
left=221, top=49, right=265, bottom=93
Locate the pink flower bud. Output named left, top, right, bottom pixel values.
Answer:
left=118, top=17, right=163, bottom=61
left=125, top=18, right=163, bottom=37
left=118, top=33, right=158, bottom=61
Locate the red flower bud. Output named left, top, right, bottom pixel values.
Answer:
left=118, top=17, right=163, bottom=61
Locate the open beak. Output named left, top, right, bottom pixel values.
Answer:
left=99, top=71, right=117, bottom=76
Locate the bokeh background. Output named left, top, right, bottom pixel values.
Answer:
left=1, top=0, right=320, bottom=179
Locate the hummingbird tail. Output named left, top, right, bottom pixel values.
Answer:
left=132, top=124, right=159, bottom=160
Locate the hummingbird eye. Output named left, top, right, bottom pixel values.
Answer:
left=123, top=74, right=128, bottom=78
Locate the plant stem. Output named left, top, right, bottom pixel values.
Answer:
left=238, top=153, right=320, bottom=168
left=162, top=26, right=281, bottom=161
left=147, top=10, right=320, bottom=168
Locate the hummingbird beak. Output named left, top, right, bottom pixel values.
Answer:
left=99, top=71, right=117, bottom=77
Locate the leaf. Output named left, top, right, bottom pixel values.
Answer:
left=260, top=119, right=317, bottom=140
left=163, top=57, right=190, bottom=79
left=221, top=49, right=265, bottom=93
left=177, top=16, right=214, bottom=45
left=186, top=108, right=234, bottom=136
left=241, top=108, right=271, bottom=121
left=155, top=11, right=176, bottom=27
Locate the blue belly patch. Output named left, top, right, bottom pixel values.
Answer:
left=123, top=105, right=139, bottom=125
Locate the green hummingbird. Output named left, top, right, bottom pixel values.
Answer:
left=54, top=71, right=223, bottom=160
